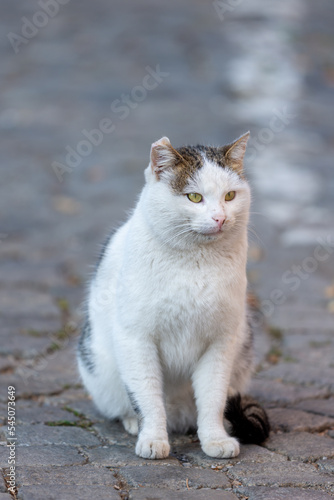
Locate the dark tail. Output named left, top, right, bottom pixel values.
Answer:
left=224, top=394, right=270, bottom=444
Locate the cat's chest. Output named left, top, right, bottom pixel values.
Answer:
left=144, top=253, right=235, bottom=329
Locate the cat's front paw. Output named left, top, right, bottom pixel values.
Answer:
left=136, top=435, right=170, bottom=459
left=201, top=436, right=240, bottom=458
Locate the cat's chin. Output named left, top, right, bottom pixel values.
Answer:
left=192, top=229, right=224, bottom=242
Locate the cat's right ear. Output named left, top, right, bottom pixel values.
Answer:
left=150, top=137, right=175, bottom=179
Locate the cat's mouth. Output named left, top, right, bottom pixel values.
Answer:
left=192, top=227, right=224, bottom=238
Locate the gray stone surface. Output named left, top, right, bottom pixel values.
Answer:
left=118, top=465, right=230, bottom=490
left=0, top=289, right=60, bottom=320
left=11, top=423, right=100, bottom=447
left=267, top=408, right=334, bottom=433
left=293, top=398, right=334, bottom=418
left=171, top=443, right=286, bottom=469
left=0, top=329, right=58, bottom=359
left=265, top=432, right=334, bottom=462
left=0, top=445, right=85, bottom=467
left=15, top=403, right=80, bottom=425
left=259, top=363, right=334, bottom=392
left=61, top=398, right=105, bottom=423
left=249, top=379, right=330, bottom=406
left=228, top=461, right=333, bottom=489
left=93, top=421, right=137, bottom=447
left=129, top=489, right=238, bottom=500
left=0, top=478, right=6, bottom=493
left=237, top=486, right=334, bottom=500
left=16, top=466, right=116, bottom=486
left=19, top=485, right=121, bottom=500
left=85, top=445, right=180, bottom=467
left=317, top=459, right=334, bottom=474
left=1, top=0, right=334, bottom=498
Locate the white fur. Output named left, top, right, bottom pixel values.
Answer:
left=78, top=144, right=252, bottom=459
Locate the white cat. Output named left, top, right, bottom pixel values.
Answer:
left=78, top=133, right=269, bottom=459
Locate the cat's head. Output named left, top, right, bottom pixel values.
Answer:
left=142, top=133, right=251, bottom=249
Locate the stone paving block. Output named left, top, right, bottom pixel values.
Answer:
left=117, top=464, right=230, bottom=490
left=270, top=305, right=334, bottom=331
left=317, top=458, right=334, bottom=474
left=42, top=387, right=88, bottom=407
left=19, top=485, right=121, bottom=500
left=171, top=443, right=285, bottom=469
left=293, top=398, right=334, bottom=418
left=0, top=402, right=7, bottom=425
left=2, top=317, right=62, bottom=337
left=267, top=408, right=334, bottom=432
left=0, top=356, right=17, bottom=374
left=259, top=363, right=334, bottom=391
left=62, top=398, right=104, bottom=423
left=93, top=420, right=137, bottom=447
left=0, top=445, right=85, bottom=467
left=15, top=403, right=79, bottom=425
left=283, top=331, right=334, bottom=366
left=129, top=488, right=238, bottom=500
left=0, top=329, right=56, bottom=358
left=0, top=261, right=65, bottom=289
left=249, top=379, right=330, bottom=406
left=0, top=494, right=13, bottom=500
left=16, top=465, right=117, bottom=486
left=0, top=374, right=67, bottom=402
left=227, top=460, right=333, bottom=489
left=0, top=476, right=6, bottom=493
left=7, top=423, right=100, bottom=447
left=0, top=289, right=60, bottom=320
left=42, top=343, right=80, bottom=380
left=237, top=486, right=334, bottom=500
left=264, top=431, right=334, bottom=462
left=85, top=445, right=180, bottom=467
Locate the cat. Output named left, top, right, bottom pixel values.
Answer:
left=77, top=132, right=270, bottom=459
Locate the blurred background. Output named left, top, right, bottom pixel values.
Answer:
left=0, top=0, right=333, bottom=359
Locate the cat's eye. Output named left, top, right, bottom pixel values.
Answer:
left=225, top=191, right=236, bottom=201
left=187, top=193, right=202, bottom=203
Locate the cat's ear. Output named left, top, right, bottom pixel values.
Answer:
left=222, top=132, right=250, bottom=174
left=150, top=137, right=177, bottom=178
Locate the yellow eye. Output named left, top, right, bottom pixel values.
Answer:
left=225, top=191, right=236, bottom=201
left=187, top=193, right=202, bottom=203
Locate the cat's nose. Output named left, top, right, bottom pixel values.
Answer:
left=212, top=215, right=225, bottom=229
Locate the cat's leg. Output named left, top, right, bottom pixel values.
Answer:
left=114, top=327, right=169, bottom=459
left=122, top=416, right=139, bottom=435
left=192, top=340, right=240, bottom=458
left=228, top=328, right=253, bottom=396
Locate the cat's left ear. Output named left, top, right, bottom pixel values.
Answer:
left=150, top=137, right=177, bottom=179
left=222, top=131, right=250, bottom=174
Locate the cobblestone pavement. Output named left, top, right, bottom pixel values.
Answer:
left=1, top=0, right=334, bottom=498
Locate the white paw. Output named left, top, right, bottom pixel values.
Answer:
left=135, top=435, right=170, bottom=459
left=201, top=436, right=240, bottom=458
left=122, top=417, right=139, bottom=436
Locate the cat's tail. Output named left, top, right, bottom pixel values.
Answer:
left=224, top=394, right=270, bottom=444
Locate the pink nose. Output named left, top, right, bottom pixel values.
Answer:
left=212, top=215, right=225, bottom=229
